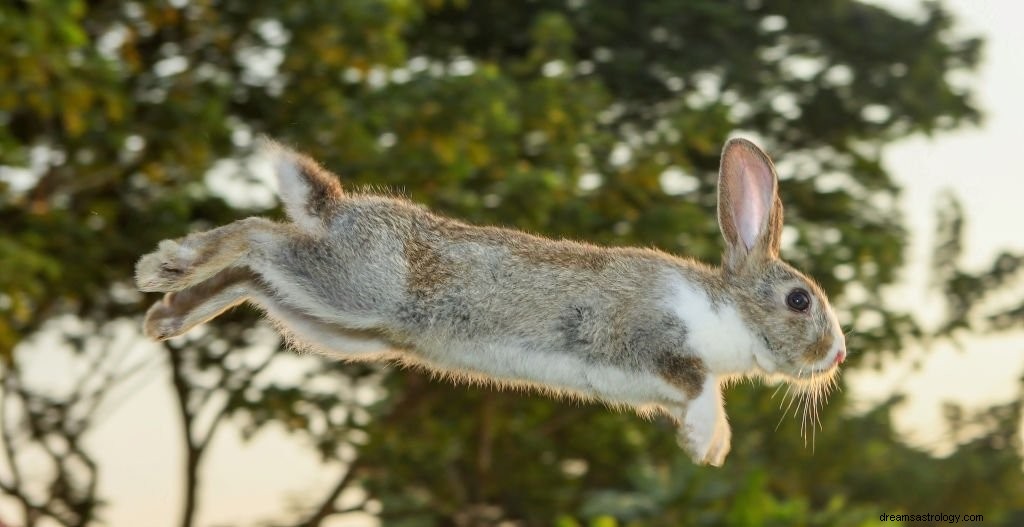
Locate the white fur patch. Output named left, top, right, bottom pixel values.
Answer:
left=244, top=285, right=397, bottom=362
left=415, top=337, right=688, bottom=407
left=264, top=305, right=393, bottom=360
left=663, top=275, right=772, bottom=375
left=681, top=374, right=730, bottom=465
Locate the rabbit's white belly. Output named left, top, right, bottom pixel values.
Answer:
left=416, top=338, right=688, bottom=407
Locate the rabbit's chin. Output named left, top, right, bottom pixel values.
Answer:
left=758, top=359, right=841, bottom=385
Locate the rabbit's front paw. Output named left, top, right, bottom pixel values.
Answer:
left=703, top=414, right=731, bottom=466
left=136, top=239, right=198, bottom=292
left=675, top=378, right=732, bottom=466
left=678, top=412, right=731, bottom=466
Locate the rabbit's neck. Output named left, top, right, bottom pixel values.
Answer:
left=662, top=271, right=770, bottom=376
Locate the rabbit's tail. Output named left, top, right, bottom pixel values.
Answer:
left=259, top=137, right=344, bottom=232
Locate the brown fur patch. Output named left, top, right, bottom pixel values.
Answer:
left=655, top=354, right=706, bottom=398
left=763, top=193, right=783, bottom=259
left=293, top=154, right=344, bottom=219
left=403, top=236, right=455, bottom=293
left=436, top=217, right=613, bottom=272
left=509, top=240, right=611, bottom=272
left=807, top=330, right=833, bottom=362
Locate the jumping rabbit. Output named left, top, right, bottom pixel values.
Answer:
left=136, top=137, right=847, bottom=466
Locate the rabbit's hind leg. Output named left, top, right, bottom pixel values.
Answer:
left=144, top=266, right=256, bottom=340
left=145, top=265, right=400, bottom=363
left=136, top=217, right=295, bottom=293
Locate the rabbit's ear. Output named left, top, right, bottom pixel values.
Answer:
left=717, top=138, right=783, bottom=271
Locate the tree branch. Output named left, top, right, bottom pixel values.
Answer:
left=0, top=478, right=70, bottom=527
left=289, top=459, right=364, bottom=527
left=167, top=346, right=200, bottom=527
left=196, top=347, right=279, bottom=452
left=0, top=372, right=80, bottom=527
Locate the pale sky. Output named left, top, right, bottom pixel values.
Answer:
left=4, top=1, right=1024, bottom=526
left=849, top=0, right=1024, bottom=452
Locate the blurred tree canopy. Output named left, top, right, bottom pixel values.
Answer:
left=1, top=0, right=1022, bottom=526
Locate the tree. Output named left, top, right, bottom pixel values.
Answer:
left=2, top=0, right=1020, bottom=526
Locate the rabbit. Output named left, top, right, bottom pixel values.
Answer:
left=135, top=137, right=847, bottom=466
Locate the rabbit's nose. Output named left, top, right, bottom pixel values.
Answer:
left=835, top=348, right=847, bottom=364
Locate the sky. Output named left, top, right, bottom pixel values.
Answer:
left=3, top=1, right=1024, bottom=526
left=849, top=0, right=1024, bottom=453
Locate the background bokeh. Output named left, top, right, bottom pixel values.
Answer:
left=1, top=0, right=1022, bottom=526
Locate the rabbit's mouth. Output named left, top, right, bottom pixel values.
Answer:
left=804, top=345, right=846, bottom=377
left=809, top=362, right=839, bottom=377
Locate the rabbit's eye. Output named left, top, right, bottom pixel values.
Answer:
left=786, top=288, right=811, bottom=312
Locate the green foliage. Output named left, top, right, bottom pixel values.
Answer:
left=1, top=0, right=1020, bottom=526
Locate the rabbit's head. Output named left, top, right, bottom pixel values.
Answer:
left=716, top=138, right=847, bottom=382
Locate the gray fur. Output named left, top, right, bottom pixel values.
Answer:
left=135, top=137, right=847, bottom=466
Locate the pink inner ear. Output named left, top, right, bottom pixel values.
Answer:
left=733, top=156, right=774, bottom=251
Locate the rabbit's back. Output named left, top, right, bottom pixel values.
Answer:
left=253, top=193, right=709, bottom=402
